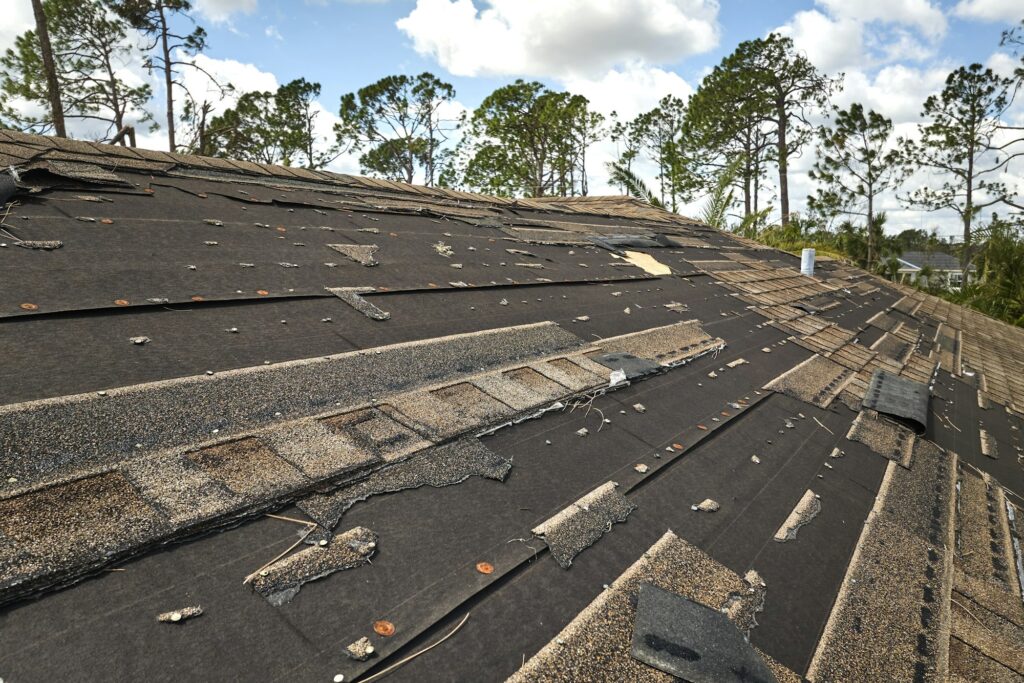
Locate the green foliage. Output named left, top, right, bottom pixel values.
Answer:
left=614, top=95, right=695, bottom=211
left=951, top=217, right=1024, bottom=326
left=606, top=162, right=663, bottom=208
left=899, top=64, right=1018, bottom=261
left=699, top=157, right=740, bottom=229
left=454, top=80, right=604, bottom=197
left=113, top=0, right=212, bottom=151
left=808, top=103, right=903, bottom=268
left=208, top=78, right=338, bottom=168
left=335, top=73, right=455, bottom=185
left=0, top=0, right=153, bottom=138
left=687, top=33, right=839, bottom=225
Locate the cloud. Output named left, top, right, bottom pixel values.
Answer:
left=396, top=0, right=720, bottom=79
left=561, top=64, right=694, bottom=120
left=193, top=0, right=258, bottom=23
left=178, top=53, right=279, bottom=113
left=0, top=2, right=34, bottom=56
left=953, top=0, right=1024, bottom=23
left=775, top=10, right=864, bottom=73
left=817, top=0, right=947, bottom=39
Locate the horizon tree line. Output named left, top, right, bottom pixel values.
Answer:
left=2, top=2, right=1023, bottom=265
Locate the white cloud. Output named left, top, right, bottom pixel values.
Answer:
left=193, top=0, right=258, bottom=23
left=987, top=51, right=1020, bottom=77
left=834, top=65, right=950, bottom=123
left=396, top=0, right=720, bottom=79
left=178, top=53, right=279, bottom=113
left=0, top=2, right=34, bottom=56
left=818, top=0, right=947, bottom=39
left=775, top=10, right=864, bottom=73
left=953, top=0, right=1023, bottom=23
left=562, top=64, right=693, bottom=120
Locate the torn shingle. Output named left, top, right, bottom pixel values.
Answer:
left=298, top=438, right=511, bottom=531
left=327, top=243, right=379, bottom=266
left=773, top=489, right=821, bottom=542
left=250, top=526, right=377, bottom=606
left=531, top=481, right=636, bottom=569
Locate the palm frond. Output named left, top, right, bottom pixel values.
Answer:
left=607, top=162, right=663, bottom=209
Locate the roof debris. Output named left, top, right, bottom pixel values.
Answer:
left=157, top=606, right=203, bottom=623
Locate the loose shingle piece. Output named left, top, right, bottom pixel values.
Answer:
left=250, top=526, right=378, bottom=606
left=532, top=482, right=636, bottom=568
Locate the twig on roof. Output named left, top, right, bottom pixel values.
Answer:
left=951, top=597, right=983, bottom=624
left=243, top=526, right=315, bottom=585
left=359, top=612, right=471, bottom=683
left=812, top=417, right=834, bottom=435
left=265, top=513, right=317, bottom=527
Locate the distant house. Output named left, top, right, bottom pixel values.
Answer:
left=896, top=250, right=974, bottom=290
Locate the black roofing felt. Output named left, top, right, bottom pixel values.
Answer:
left=2, top=133, right=1023, bottom=683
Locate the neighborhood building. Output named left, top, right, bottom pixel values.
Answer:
left=897, top=250, right=975, bottom=289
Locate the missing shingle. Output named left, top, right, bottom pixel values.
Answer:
left=773, top=489, right=821, bottom=542
left=532, top=481, right=636, bottom=569
left=297, top=439, right=511, bottom=531
left=249, top=526, right=377, bottom=606
left=328, top=243, right=379, bottom=266
left=326, top=286, right=390, bottom=320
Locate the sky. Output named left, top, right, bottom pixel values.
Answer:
left=3, top=0, right=1023, bottom=237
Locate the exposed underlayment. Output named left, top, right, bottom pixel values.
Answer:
left=297, top=438, right=511, bottom=533
left=249, top=526, right=377, bottom=606
left=773, top=489, right=821, bottom=542
left=531, top=482, right=636, bottom=569
left=807, top=442, right=958, bottom=682
left=3, top=131, right=1024, bottom=682
left=0, top=321, right=582, bottom=486
left=508, top=531, right=796, bottom=683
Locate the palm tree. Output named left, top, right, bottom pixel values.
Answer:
left=607, top=163, right=664, bottom=209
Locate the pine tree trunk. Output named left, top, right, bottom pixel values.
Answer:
left=776, top=106, right=790, bottom=225
left=158, top=5, right=175, bottom=152
left=31, top=0, right=65, bottom=137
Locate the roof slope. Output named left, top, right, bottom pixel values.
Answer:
left=899, top=250, right=968, bottom=271
left=0, top=132, right=1022, bottom=683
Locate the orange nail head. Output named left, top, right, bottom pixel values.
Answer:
left=373, top=620, right=395, bottom=637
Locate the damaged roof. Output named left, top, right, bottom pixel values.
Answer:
left=1, top=130, right=1023, bottom=683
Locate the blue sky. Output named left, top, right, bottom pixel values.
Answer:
left=195, top=0, right=1014, bottom=109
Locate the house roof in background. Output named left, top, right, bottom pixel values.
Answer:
left=898, top=250, right=972, bottom=271
left=0, top=131, right=1022, bottom=683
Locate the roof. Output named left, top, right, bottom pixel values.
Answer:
left=1, top=130, right=1023, bottom=683
left=898, top=250, right=972, bottom=271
